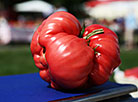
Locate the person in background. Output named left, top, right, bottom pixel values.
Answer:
left=124, top=9, right=137, bottom=50
left=0, top=13, right=11, bottom=45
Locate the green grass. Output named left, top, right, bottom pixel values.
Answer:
left=0, top=45, right=138, bottom=78
left=0, top=44, right=39, bottom=76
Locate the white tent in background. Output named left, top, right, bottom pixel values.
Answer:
left=14, top=0, right=54, bottom=16
left=85, top=0, right=138, bottom=20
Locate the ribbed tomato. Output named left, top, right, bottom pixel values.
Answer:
left=30, top=12, right=121, bottom=90
left=83, top=24, right=121, bottom=85
left=39, top=33, right=94, bottom=89
left=30, top=11, right=81, bottom=75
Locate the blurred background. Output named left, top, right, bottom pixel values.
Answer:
left=0, top=0, right=138, bottom=90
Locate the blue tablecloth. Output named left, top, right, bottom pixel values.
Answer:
left=0, top=73, right=136, bottom=102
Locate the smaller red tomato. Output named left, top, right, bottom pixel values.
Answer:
left=83, top=24, right=121, bottom=85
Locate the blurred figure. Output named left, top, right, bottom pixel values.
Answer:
left=109, top=18, right=125, bottom=45
left=124, top=10, right=137, bottom=50
left=109, top=19, right=120, bottom=33
left=0, top=14, right=11, bottom=45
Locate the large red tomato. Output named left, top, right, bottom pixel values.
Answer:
left=30, top=11, right=82, bottom=78
left=30, top=11, right=94, bottom=89
left=30, top=11, right=121, bottom=90
left=83, top=24, right=121, bottom=85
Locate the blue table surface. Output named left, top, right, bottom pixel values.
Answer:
left=0, top=73, right=135, bottom=102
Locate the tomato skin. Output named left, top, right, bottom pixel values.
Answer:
left=40, top=11, right=81, bottom=36
left=30, top=11, right=82, bottom=84
left=83, top=24, right=121, bottom=85
left=83, top=24, right=118, bottom=39
left=39, top=33, right=94, bottom=89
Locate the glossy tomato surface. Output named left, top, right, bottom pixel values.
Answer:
left=39, top=33, right=94, bottom=89
left=30, top=11, right=81, bottom=71
left=30, top=11, right=121, bottom=90
left=83, top=24, right=121, bottom=85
